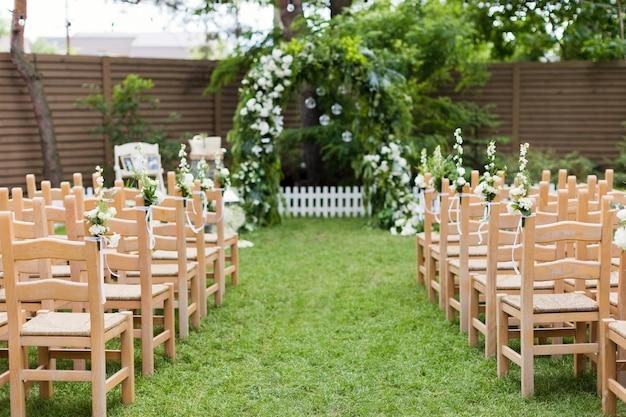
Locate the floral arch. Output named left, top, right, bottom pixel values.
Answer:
left=229, top=37, right=419, bottom=233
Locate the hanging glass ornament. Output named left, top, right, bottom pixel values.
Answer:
left=304, top=97, right=316, bottom=109
left=319, top=114, right=330, bottom=126
left=331, top=103, right=342, bottom=115
left=341, top=131, right=352, bottom=143
left=315, top=86, right=326, bottom=96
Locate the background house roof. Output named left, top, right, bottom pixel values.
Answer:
left=36, top=32, right=209, bottom=58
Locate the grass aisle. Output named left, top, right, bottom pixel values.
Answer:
left=0, top=217, right=614, bottom=416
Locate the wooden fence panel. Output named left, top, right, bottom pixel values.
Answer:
left=1, top=54, right=626, bottom=190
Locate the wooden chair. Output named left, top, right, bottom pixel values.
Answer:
left=496, top=196, right=613, bottom=396
left=167, top=171, right=239, bottom=288
left=197, top=187, right=226, bottom=311
left=416, top=173, right=435, bottom=285
left=467, top=195, right=562, bottom=359
left=426, top=178, right=456, bottom=308
left=0, top=211, right=135, bottom=417
left=65, top=192, right=177, bottom=376
left=153, top=184, right=223, bottom=316
left=125, top=195, right=201, bottom=339
left=442, top=183, right=490, bottom=331
left=600, top=317, right=626, bottom=414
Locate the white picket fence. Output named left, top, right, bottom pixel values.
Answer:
left=279, top=186, right=367, bottom=218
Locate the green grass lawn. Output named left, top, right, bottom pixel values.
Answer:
left=0, top=217, right=620, bottom=416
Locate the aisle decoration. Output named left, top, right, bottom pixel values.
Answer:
left=84, top=166, right=119, bottom=303
left=450, top=128, right=467, bottom=194
left=474, top=140, right=505, bottom=203
left=84, top=166, right=120, bottom=248
left=507, top=142, right=533, bottom=217
left=134, top=144, right=165, bottom=207
left=175, top=143, right=194, bottom=200
left=362, top=139, right=421, bottom=236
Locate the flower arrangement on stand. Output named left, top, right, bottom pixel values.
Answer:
left=507, top=142, right=533, bottom=217
left=474, top=140, right=505, bottom=203
left=84, top=166, right=120, bottom=248
left=449, top=128, right=467, bottom=194
left=361, top=139, right=421, bottom=235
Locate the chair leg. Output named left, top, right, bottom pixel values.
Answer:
left=574, top=321, right=587, bottom=376
left=37, top=346, right=53, bottom=399
left=191, top=271, right=201, bottom=330
left=416, top=238, right=424, bottom=285
left=496, top=296, right=509, bottom=377
left=178, top=277, right=189, bottom=339
left=601, top=319, right=617, bottom=415
left=164, top=285, right=176, bottom=360
left=140, top=305, right=155, bottom=376
left=520, top=318, right=534, bottom=396
left=121, top=313, right=135, bottom=405
left=468, top=284, right=479, bottom=347
left=9, top=345, right=27, bottom=417
left=229, top=241, right=239, bottom=286
left=444, top=269, right=456, bottom=323
left=91, top=336, right=107, bottom=417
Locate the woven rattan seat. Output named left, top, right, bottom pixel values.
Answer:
left=104, top=283, right=171, bottom=301
left=22, top=312, right=130, bottom=337
left=608, top=320, right=626, bottom=339
left=501, top=292, right=598, bottom=313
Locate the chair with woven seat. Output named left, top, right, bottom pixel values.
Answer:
left=467, top=194, right=562, bottom=359
left=64, top=192, right=176, bottom=376
left=153, top=183, right=223, bottom=317
left=104, top=196, right=176, bottom=375
left=167, top=171, right=238, bottom=289
left=600, top=317, right=626, bottom=414
left=0, top=211, right=135, bottom=417
left=124, top=195, right=201, bottom=339
left=426, top=178, right=457, bottom=308
left=442, top=183, right=491, bottom=331
left=496, top=195, right=614, bottom=396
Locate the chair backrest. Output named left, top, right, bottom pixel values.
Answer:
left=0, top=211, right=106, bottom=338
left=149, top=196, right=188, bottom=259
left=113, top=142, right=165, bottom=194
left=105, top=195, right=153, bottom=290
left=520, top=195, right=613, bottom=317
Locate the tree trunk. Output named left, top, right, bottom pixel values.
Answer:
left=300, top=84, right=323, bottom=185
left=10, top=0, right=63, bottom=186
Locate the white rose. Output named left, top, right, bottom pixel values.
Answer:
left=614, top=226, right=626, bottom=250
left=617, top=208, right=626, bottom=222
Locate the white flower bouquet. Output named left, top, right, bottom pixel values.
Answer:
left=507, top=143, right=533, bottom=217
left=475, top=140, right=505, bottom=203
left=84, top=166, right=119, bottom=248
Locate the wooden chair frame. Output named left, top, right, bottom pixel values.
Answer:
left=0, top=212, right=134, bottom=417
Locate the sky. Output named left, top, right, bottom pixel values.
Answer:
left=2, top=0, right=273, bottom=41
